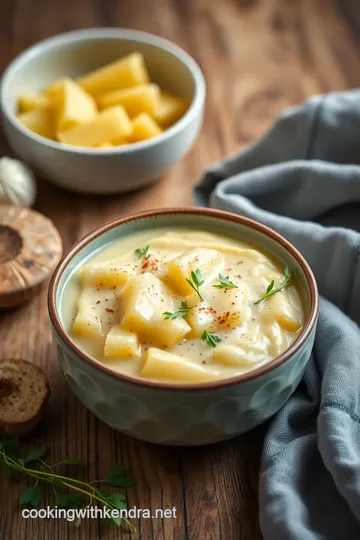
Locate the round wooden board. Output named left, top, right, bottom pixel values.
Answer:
left=0, top=204, right=63, bottom=308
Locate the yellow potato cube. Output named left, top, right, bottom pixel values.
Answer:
left=212, top=345, right=262, bottom=368
left=154, top=91, right=189, bottom=126
left=104, top=326, right=140, bottom=358
left=72, top=292, right=102, bottom=339
left=58, top=106, right=132, bottom=147
left=57, top=79, right=97, bottom=133
left=81, top=262, right=137, bottom=289
left=43, top=78, right=73, bottom=98
left=141, top=348, right=219, bottom=382
left=260, top=292, right=302, bottom=332
left=77, top=52, right=150, bottom=96
left=128, top=113, right=162, bottom=142
left=98, top=83, right=160, bottom=118
left=186, top=301, right=216, bottom=338
left=211, top=283, right=250, bottom=330
left=121, top=273, right=190, bottom=348
left=18, top=92, right=50, bottom=113
left=17, top=107, right=55, bottom=139
left=165, top=248, right=225, bottom=296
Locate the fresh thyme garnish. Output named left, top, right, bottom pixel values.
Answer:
left=186, top=269, right=204, bottom=301
left=134, top=245, right=149, bottom=258
left=163, top=301, right=194, bottom=320
left=201, top=329, right=222, bottom=348
left=0, top=438, right=135, bottom=530
left=254, top=266, right=292, bottom=305
left=213, top=274, right=238, bottom=290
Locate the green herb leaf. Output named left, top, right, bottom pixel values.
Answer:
left=201, top=329, right=222, bottom=348
left=163, top=300, right=195, bottom=320
left=0, top=438, right=135, bottom=532
left=134, top=245, right=149, bottom=258
left=266, top=280, right=274, bottom=294
left=20, top=483, right=41, bottom=507
left=254, top=267, right=292, bottom=305
left=213, top=274, right=238, bottom=290
left=105, top=465, right=136, bottom=488
left=54, top=458, right=87, bottom=466
left=105, top=493, right=127, bottom=510
left=24, top=446, right=48, bottom=464
left=186, top=269, right=204, bottom=301
left=54, top=493, right=85, bottom=509
left=75, top=517, right=82, bottom=528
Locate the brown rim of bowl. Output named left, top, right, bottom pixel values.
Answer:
left=48, top=207, right=319, bottom=391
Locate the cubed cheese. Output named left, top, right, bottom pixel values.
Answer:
left=57, top=79, right=97, bottom=133
left=77, top=52, right=150, bottom=96
left=127, top=112, right=162, bottom=142
left=98, top=83, right=160, bottom=118
left=58, top=106, right=132, bottom=147
left=17, top=107, right=55, bottom=139
left=154, top=91, right=188, bottom=126
left=18, top=92, right=50, bottom=113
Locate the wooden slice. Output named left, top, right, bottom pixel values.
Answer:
left=0, top=204, right=63, bottom=308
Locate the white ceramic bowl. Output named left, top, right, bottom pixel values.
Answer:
left=49, top=208, right=319, bottom=446
left=0, top=29, right=206, bottom=194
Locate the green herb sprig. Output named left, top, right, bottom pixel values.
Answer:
left=254, top=267, right=292, bottom=305
left=213, top=274, right=238, bottom=290
left=186, top=269, right=204, bottom=301
left=134, top=245, right=149, bottom=259
left=0, top=438, right=135, bottom=530
left=163, top=301, right=194, bottom=320
left=201, top=329, right=222, bottom=348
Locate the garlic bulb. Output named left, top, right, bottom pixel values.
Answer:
left=0, top=157, right=37, bottom=207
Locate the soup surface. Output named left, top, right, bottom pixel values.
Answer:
left=62, top=229, right=304, bottom=383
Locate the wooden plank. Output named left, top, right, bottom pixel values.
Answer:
left=1, top=0, right=360, bottom=538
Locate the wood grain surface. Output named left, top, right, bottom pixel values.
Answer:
left=1, top=0, right=360, bottom=538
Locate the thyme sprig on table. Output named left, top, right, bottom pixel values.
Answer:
left=0, top=438, right=135, bottom=530
left=254, top=266, right=292, bottom=305
left=163, top=300, right=195, bottom=320
left=213, top=273, right=238, bottom=290
left=186, top=269, right=204, bottom=301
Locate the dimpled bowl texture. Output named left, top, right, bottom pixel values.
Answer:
left=48, top=209, right=318, bottom=446
left=0, top=29, right=205, bottom=194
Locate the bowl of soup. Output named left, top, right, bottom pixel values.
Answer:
left=0, top=28, right=205, bottom=194
left=48, top=208, right=318, bottom=445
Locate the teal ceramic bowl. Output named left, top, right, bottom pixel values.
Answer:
left=48, top=208, right=318, bottom=446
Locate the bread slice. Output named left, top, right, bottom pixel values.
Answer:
left=0, top=359, right=50, bottom=437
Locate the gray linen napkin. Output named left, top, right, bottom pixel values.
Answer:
left=195, top=89, right=360, bottom=540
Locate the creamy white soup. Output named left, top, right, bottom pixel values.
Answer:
left=62, top=229, right=304, bottom=383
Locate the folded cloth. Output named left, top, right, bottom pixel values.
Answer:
left=195, top=89, right=360, bottom=540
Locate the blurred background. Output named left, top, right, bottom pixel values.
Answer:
left=2, top=0, right=360, bottom=220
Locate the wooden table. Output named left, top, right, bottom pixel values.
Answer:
left=1, top=0, right=360, bottom=538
